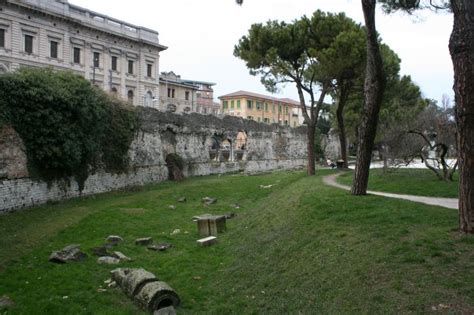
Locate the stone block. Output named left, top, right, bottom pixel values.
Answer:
left=91, top=246, right=109, bottom=257
left=197, top=236, right=217, bottom=247
left=135, top=237, right=153, bottom=246
left=49, top=244, right=87, bottom=263
left=122, top=268, right=159, bottom=297
left=147, top=243, right=172, bottom=252
left=135, top=281, right=180, bottom=312
left=113, top=251, right=132, bottom=261
left=194, top=214, right=226, bottom=237
left=106, top=235, right=123, bottom=244
left=97, top=256, right=120, bottom=265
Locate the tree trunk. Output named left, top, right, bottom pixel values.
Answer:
left=449, top=0, right=474, bottom=233
left=307, top=123, right=316, bottom=176
left=351, top=0, right=386, bottom=195
left=382, top=144, right=389, bottom=171
left=336, top=84, right=350, bottom=169
left=336, top=107, right=348, bottom=168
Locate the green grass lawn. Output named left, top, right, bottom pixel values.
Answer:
left=0, top=170, right=472, bottom=314
left=338, top=168, right=459, bottom=198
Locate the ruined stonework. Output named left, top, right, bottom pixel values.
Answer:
left=0, top=125, right=29, bottom=179
left=322, top=129, right=342, bottom=161
left=0, top=107, right=307, bottom=213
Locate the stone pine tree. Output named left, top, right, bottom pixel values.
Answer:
left=234, top=17, right=327, bottom=175
left=331, top=41, right=400, bottom=169
left=351, top=0, right=386, bottom=195
left=324, top=25, right=366, bottom=169
left=234, top=12, right=367, bottom=175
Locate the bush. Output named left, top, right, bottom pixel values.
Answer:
left=0, top=68, right=137, bottom=189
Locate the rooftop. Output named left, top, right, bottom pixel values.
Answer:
left=219, top=90, right=300, bottom=106
left=7, top=0, right=167, bottom=50
left=160, top=72, right=198, bottom=90
left=182, top=79, right=216, bottom=87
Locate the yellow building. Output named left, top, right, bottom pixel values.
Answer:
left=219, top=91, right=302, bottom=127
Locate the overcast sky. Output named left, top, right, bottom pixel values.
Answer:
left=71, top=0, right=454, bottom=104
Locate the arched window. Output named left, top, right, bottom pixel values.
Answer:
left=221, top=139, right=232, bottom=162
left=127, top=90, right=134, bottom=104
left=145, top=90, right=153, bottom=106
left=209, top=137, right=219, bottom=161
left=235, top=131, right=247, bottom=150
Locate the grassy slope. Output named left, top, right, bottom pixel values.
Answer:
left=338, top=168, right=459, bottom=198
left=0, top=170, right=473, bottom=314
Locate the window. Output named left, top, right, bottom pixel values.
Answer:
left=247, top=100, right=253, bottom=109
left=147, top=63, right=153, bottom=77
left=264, top=118, right=270, bottom=123
left=285, top=106, right=289, bottom=114
left=237, top=100, right=241, bottom=109
left=185, top=91, right=190, bottom=101
left=0, top=29, right=5, bottom=48
left=167, top=88, right=171, bottom=98
left=50, top=41, right=58, bottom=59
left=231, top=100, right=234, bottom=109
left=111, top=56, right=118, bottom=71
left=279, top=105, right=283, bottom=113
left=127, top=90, right=134, bottom=104
left=73, top=47, right=81, bottom=64
left=24, top=34, right=33, bottom=54
left=172, top=89, right=175, bottom=98
left=256, top=102, right=262, bottom=111
left=284, top=120, right=289, bottom=126
left=167, top=88, right=175, bottom=98
left=93, top=52, right=100, bottom=68
left=247, top=116, right=253, bottom=120
left=128, top=60, right=134, bottom=74
left=145, top=91, right=153, bottom=106
left=223, top=101, right=228, bottom=109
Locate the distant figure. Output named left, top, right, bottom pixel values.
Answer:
left=327, top=159, right=336, bottom=169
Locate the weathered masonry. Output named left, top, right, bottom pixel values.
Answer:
left=0, top=0, right=167, bottom=106
left=0, top=108, right=307, bottom=213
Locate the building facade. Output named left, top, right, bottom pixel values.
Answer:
left=159, top=71, right=198, bottom=113
left=182, top=79, right=220, bottom=115
left=159, top=72, right=220, bottom=115
left=0, top=0, right=167, bottom=106
left=219, top=90, right=302, bottom=127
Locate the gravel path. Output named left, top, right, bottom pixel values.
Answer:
left=322, top=173, right=458, bottom=210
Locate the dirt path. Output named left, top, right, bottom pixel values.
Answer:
left=322, top=173, right=458, bottom=210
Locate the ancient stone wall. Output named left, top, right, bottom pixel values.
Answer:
left=0, top=107, right=307, bottom=213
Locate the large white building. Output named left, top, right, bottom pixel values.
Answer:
left=0, top=0, right=167, bottom=106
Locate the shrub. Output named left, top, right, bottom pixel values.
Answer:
left=0, top=67, right=137, bottom=189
